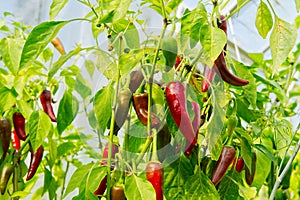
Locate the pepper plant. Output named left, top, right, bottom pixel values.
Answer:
left=0, top=0, right=299, bottom=200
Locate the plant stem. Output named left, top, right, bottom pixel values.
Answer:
left=12, top=163, right=19, bottom=200
left=146, top=0, right=168, bottom=162
left=224, top=0, right=251, bottom=21
left=106, top=33, right=123, bottom=200
left=60, top=160, right=70, bottom=200
left=269, top=134, right=300, bottom=199
left=135, top=137, right=153, bottom=165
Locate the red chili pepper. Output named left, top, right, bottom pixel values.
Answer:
left=12, top=112, right=27, bottom=141
left=132, top=93, right=161, bottom=128
left=146, top=161, right=164, bottom=200
left=40, top=90, right=57, bottom=122
left=211, top=146, right=236, bottom=185
left=236, top=158, right=244, bottom=173
left=185, top=101, right=201, bottom=156
left=245, top=152, right=256, bottom=185
left=11, top=130, right=20, bottom=151
left=218, top=15, right=227, bottom=51
left=51, top=37, right=66, bottom=55
left=213, top=52, right=249, bottom=86
left=129, top=70, right=144, bottom=93
left=94, top=142, right=119, bottom=197
left=174, top=56, right=182, bottom=70
left=201, top=65, right=216, bottom=92
left=26, top=145, right=44, bottom=181
left=165, top=81, right=195, bottom=146
left=0, top=118, right=12, bottom=160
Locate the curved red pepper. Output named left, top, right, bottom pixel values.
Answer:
left=185, top=102, right=201, bottom=156
left=94, top=142, right=119, bottom=197
left=165, top=81, right=195, bottom=146
left=202, top=65, right=216, bottom=92
left=211, top=146, right=236, bottom=185
left=132, top=93, right=161, bottom=128
left=12, top=112, right=27, bottom=141
left=0, top=118, right=11, bottom=160
left=11, top=129, right=20, bottom=151
left=146, top=161, right=164, bottom=200
left=40, top=90, right=56, bottom=122
left=26, top=145, right=44, bottom=181
left=213, top=52, right=249, bottom=86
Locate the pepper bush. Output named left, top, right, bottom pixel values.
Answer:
left=0, top=0, right=299, bottom=200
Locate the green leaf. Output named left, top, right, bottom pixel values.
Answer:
left=218, top=170, right=242, bottom=200
left=16, top=99, right=34, bottom=120
left=57, top=90, right=79, bottom=134
left=124, top=174, right=156, bottom=200
left=164, top=155, right=194, bottom=199
left=124, top=24, right=140, bottom=49
left=231, top=59, right=256, bottom=108
left=94, top=82, right=113, bottom=133
left=74, top=73, right=92, bottom=100
left=119, top=50, right=144, bottom=76
left=0, top=87, right=16, bottom=114
left=64, top=163, right=100, bottom=198
left=57, top=142, right=77, bottom=158
left=161, top=36, right=178, bottom=70
left=93, top=49, right=116, bottom=79
left=185, top=169, right=220, bottom=199
left=240, top=137, right=253, bottom=172
left=86, top=166, right=107, bottom=194
left=200, top=24, right=227, bottom=67
left=238, top=185, right=257, bottom=200
left=48, top=46, right=83, bottom=80
left=270, top=17, right=297, bottom=71
left=112, top=0, right=131, bottom=21
left=28, top=110, right=52, bottom=151
left=0, top=38, right=25, bottom=75
left=49, top=0, right=69, bottom=20
left=274, top=119, right=292, bottom=158
left=206, top=84, right=226, bottom=160
left=19, top=21, right=69, bottom=71
left=84, top=60, right=95, bottom=78
left=255, top=1, right=273, bottom=39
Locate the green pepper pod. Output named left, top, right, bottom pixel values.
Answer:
left=0, top=163, right=13, bottom=195
left=245, top=152, right=257, bottom=185
left=0, top=118, right=12, bottom=160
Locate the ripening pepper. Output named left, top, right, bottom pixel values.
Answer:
left=129, top=71, right=144, bottom=93
left=245, top=152, right=257, bottom=185
left=11, top=130, right=20, bottom=151
left=132, top=93, right=161, bottom=128
left=0, top=118, right=12, bottom=160
left=0, top=162, right=13, bottom=195
left=111, top=185, right=126, bottom=200
left=51, top=37, right=66, bottom=55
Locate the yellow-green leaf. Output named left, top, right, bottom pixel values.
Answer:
left=255, top=1, right=273, bottom=38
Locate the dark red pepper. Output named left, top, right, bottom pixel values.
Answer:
left=111, top=185, right=126, bottom=200
left=245, top=152, right=256, bottom=185
left=40, top=90, right=57, bottom=122
left=129, top=70, right=144, bottom=93
left=201, top=65, right=216, bottom=92
left=12, top=112, right=27, bottom=141
left=235, top=158, right=244, bottom=173
left=213, top=52, right=249, bottom=86
left=185, top=101, right=201, bottom=156
left=26, top=145, right=44, bottom=181
left=0, top=118, right=12, bottom=160
left=11, top=129, right=20, bottom=151
left=174, top=56, right=182, bottom=70
left=132, top=93, right=161, bottom=128
left=146, top=161, right=163, bottom=200
left=165, top=81, right=196, bottom=146
left=211, top=146, right=236, bottom=185
left=0, top=162, right=13, bottom=195
left=94, top=142, right=119, bottom=197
